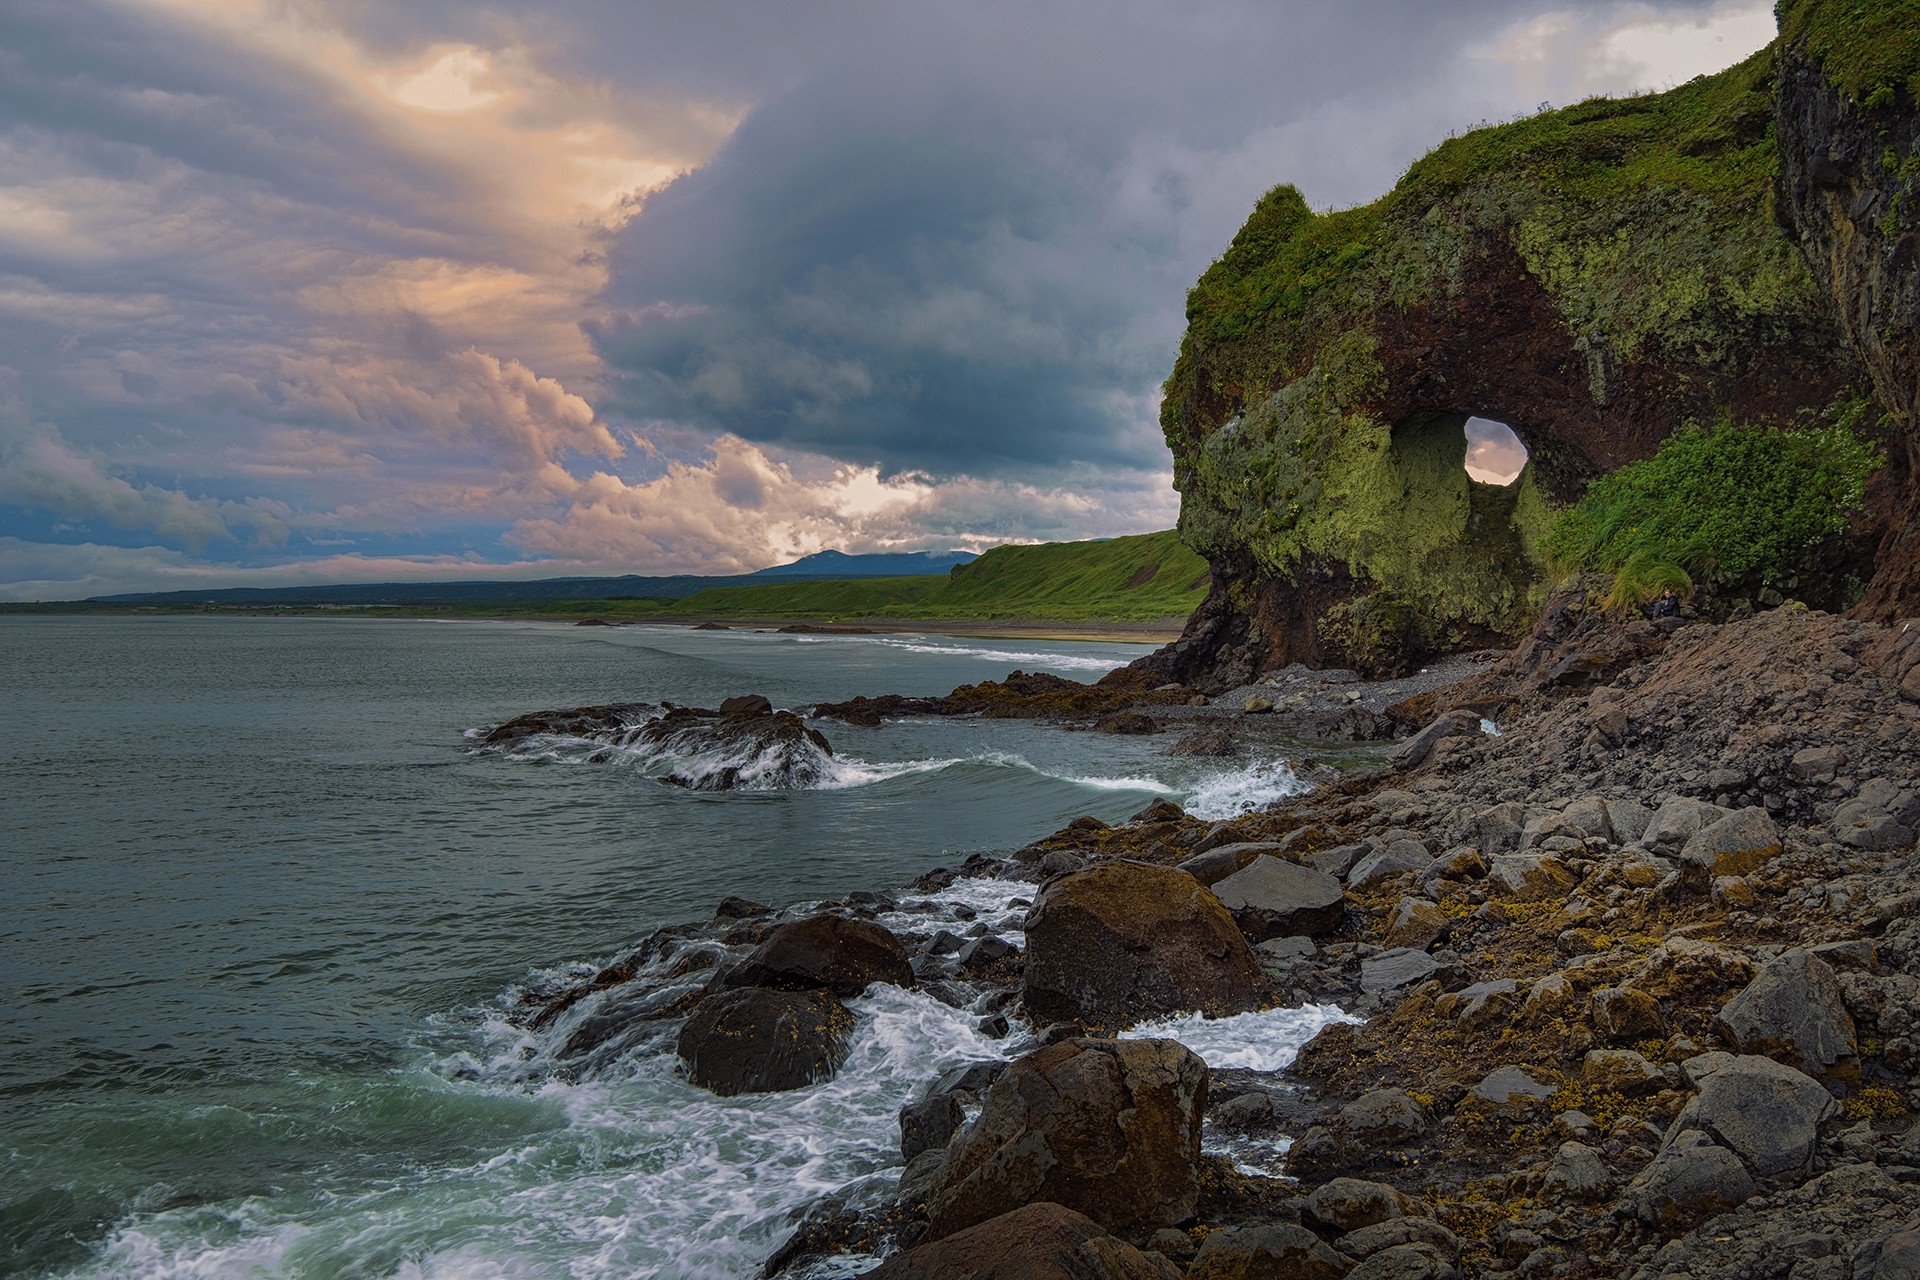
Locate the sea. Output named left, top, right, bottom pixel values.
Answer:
left=1, top=615, right=1358, bottom=1280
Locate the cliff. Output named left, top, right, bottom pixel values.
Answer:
left=1153, top=23, right=1918, bottom=686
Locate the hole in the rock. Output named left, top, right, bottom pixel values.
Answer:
left=1463, top=416, right=1528, bottom=486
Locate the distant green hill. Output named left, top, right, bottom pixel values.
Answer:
left=538, top=530, right=1211, bottom=623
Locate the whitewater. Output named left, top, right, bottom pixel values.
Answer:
left=1, top=616, right=1365, bottom=1279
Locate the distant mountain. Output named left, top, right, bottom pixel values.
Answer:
left=87, top=550, right=977, bottom=606
left=746, top=549, right=976, bottom=578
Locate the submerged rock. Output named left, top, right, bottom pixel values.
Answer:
left=676, top=987, right=855, bottom=1096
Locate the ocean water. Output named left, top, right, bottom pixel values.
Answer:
left=1, top=616, right=1349, bottom=1279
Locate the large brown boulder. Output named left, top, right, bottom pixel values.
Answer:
left=864, top=1203, right=1180, bottom=1280
left=675, top=987, right=854, bottom=1096
left=1022, top=862, right=1270, bottom=1026
left=722, top=913, right=913, bottom=997
left=924, top=1038, right=1208, bottom=1241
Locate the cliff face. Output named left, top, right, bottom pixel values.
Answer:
left=1775, top=0, right=1920, bottom=619
left=1153, top=44, right=1877, bottom=686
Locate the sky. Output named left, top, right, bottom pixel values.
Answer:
left=0, top=0, right=1777, bottom=599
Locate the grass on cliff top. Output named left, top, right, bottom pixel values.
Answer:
left=1778, top=0, right=1920, bottom=103
left=660, top=530, right=1209, bottom=622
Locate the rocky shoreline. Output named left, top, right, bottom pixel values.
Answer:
left=488, top=597, right=1920, bottom=1280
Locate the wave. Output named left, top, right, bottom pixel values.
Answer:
left=789, top=633, right=1129, bottom=675
left=1181, top=760, right=1312, bottom=819
left=1120, top=1004, right=1358, bottom=1072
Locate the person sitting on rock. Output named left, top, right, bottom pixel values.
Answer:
left=1650, top=588, right=1681, bottom=619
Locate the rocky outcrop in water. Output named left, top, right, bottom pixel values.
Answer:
left=676, top=987, right=856, bottom=1096
left=481, top=696, right=837, bottom=790
left=722, top=913, right=915, bottom=997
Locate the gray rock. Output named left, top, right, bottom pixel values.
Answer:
left=1790, top=745, right=1848, bottom=784
left=1487, top=854, right=1575, bottom=902
left=1626, top=1130, right=1756, bottom=1231
left=1305, top=1177, right=1421, bottom=1231
left=1542, top=1141, right=1612, bottom=1201
left=1211, top=1091, right=1275, bottom=1131
left=1605, top=798, right=1654, bottom=845
left=1175, top=842, right=1282, bottom=887
left=1468, top=1066, right=1556, bottom=1116
left=1336, top=1088, right=1431, bottom=1146
left=1336, top=1217, right=1460, bottom=1261
left=1310, top=843, right=1369, bottom=879
left=1188, top=1222, right=1348, bottom=1280
left=1834, top=796, right=1917, bottom=851
left=1361, top=948, right=1439, bottom=994
left=1469, top=802, right=1527, bottom=855
left=1669, top=1053, right=1837, bottom=1178
left=1419, top=847, right=1486, bottom=887
left=1212, top=857, right=1347, bottom=940
left=1384, top=897, right=1450, bottom=950
left=1439, top=979, right=1519, bottom=1031
left=1715, top=948, right=1857, bottom=1077
left=1591, top=986, right=1665, bottom=1042
left=1349, top=842, right=1434, bottom=890
left=1679, top=808, right=1784, bottom=878
left=1582, top=1049, right=1665, bottom=1096
left=1388, top=710, right=1480, bottom=772
left=1346, top=1244, right=1458, bottom=1280
left=901, top=1093, right=965, bottom=1161
left=1867, top=1222, right=1920, bottom=1280
left=1256, top=935, right=1317, bottom=963
left=1641, top=796, right=1727, bottom=852
left=1560, top=795, right=1614, bottom=842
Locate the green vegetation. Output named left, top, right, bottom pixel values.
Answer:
left=1777, top=0, right=1920, bottom=104
left=1546, top=416, right=1883, bottom=606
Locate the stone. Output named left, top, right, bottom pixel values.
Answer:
left=676, top=988, right=855, bottom=1096
left=1311, top=843, right=1369, bottom=879
left=1559, top=795, right=1614, bottom=842
left=1834, top=796, right=1917, bottom=851
left=1790, top=745, right=1848, bottom=784
left=1867, top=1223, right=1920, bottom=1280
left=1466, top=1066, right=1556, bottom=1118
left=1711, top=875, right=1756, bottom=908
left=1211, top=1091, right=1275, bottom=1131
left=1626, top=1130, right=1756, bottom=1231
left=1095, top=711, right=1158, bottom=735
left=722, top=913, right=915, bottom=997
left=1243, top=694, right=1274, bottom=714
left=1388, top=710, right=1480, bottom=772
left=1336, top=1217, right=1461, bottom=1261
left=1437, top=979, right=1519, bottom=1031
left=1542, top=1141, right=1612, bottom=1201
left=1715, top=948, right=1858, bottom=1077
left=1256, top=935, right=1317, bottom=963
left=1384, top=897, right=1450, bottom=950
left=715, top=895, right=771, bottom=919
left=718, top=693, right=774, bottom=715
left=1336, top=1089, right=1432, bottom=1147
left=1419, top=847, right=1486, bottom=886
left=1670, top=1053, right=1838, bottom=1178
left=1212, top=857, right=1348, bottom=940
left=1590, top=986, right=1665, bottom=1042
left=902, top=1093, right=966, bottom=1161
left=1174, top=842, right=1279, bottom=888
left=1640, top=796, right=1727, bottom=852
left=924, top=1038, right=1208, bottom=1240
left=1521, top=973, right=1576, bottom=1024
left=1022, top=863, right=1270, bottom=1027
left=1630, top=935, right=1756, bottom=1003
left=863, top=1202, right=1182, bottom=1280
left=1187, top=1223, right=1348, bottom=1280
left=1349, top=842, right=1434, bottom=890
left=1344, top=1244, right=1456, bottom=1280
left=1582, top=1049, right=1665, bottom=1096
left=956, top=936, right=1018, bottom=969
left=1469, top=802, right=1528, bottom=855
left=1605, top=798, right=1654, bottom=845
left=1305, top=1177, right=1422, bottom=1231
left=1679, top=807, right=1784, bottom=877
left=1360, top=948, right=1439, bottom=994
left=1487, top=854, right=1575, bottom=902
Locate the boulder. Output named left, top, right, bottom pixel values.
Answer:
left=1311, top=843, right=1370, bottom=879
left=1174, top=842, right=1279, bottom=888
left=1669, top=1053, right=1837, bottom=1178
left=676, top=988, right=855, bottom=1096
left=1715, top=948, right=1858, bottom=1077
left=1640, top=796, right=1727, bottom=852
left=1360, top=948, right=1440, bottom=994
left=1605, top=798, right=1653, bottom=845
left=1468, top=802, right=1527, bottom=855
left=1306, top=1177, right=1422, bottom=1231
left=1834, top=796, right=1917, bottom=851
left=722, top=913, right=914, bottom=997
left=1336, top=1218, right=1460, bottom=1261
left=1487, top=854, right=1575, bottom=902
left=863, top=1202, right=1181, bottom=1280
left=1388, top=710, right=1480, bottom=772
left=1590, top=986, right=1665, bottom=1042
left=1346, top=1244, right=1458, bottom=1280
left=1678, top=808, right=1784, bottom=877
left=1211, top=857, right=1347, bottom=940
left=1384, top=898, right=1450, bottom=950
left=1542, top=1141, right=1612, bottom=1202
left=1790, top=745, right=1848, bottom=784
left=647, top=704, right=836, bottom=790
left=1437, top=979, right=1519, bottom=1031
left=1336, top=1089, right=1432, bottom=1147
left=1022, top=863, right=1270, bottom=1026
left=1581, top=1049, right=1665, bottom=1096
left=901, top=1093, right=966, bottom=1161
left=1559, top=796, right=1613, bottom=842
left=924, top=1038, right=1208, bottom=1240
left=1187, top=1223, right=1348, bottom=1280
left=1630, top=935, right=1756, bottom=1003
left=1626, top=1130, right=1756, bottom=1231
left=1349, top=842, right=1434, bottom=890
left=718, top=693, right=774, bottom=715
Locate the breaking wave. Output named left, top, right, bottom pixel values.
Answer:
left=1181, top=760, right=1313, bottom=819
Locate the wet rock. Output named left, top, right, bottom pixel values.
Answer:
left=1212, top=857, right=1347, bottom=941
left=1305, top=1176, right=1422, bottom=1231
left=646, top=705, right=836, bottom=790
left=1361, top=948, right=1439, bottom=994
left=1384, top=898, right=1450, bottom=950
left=1095, top=711, right=1158, bottom=735
left=676, top=988, right=854, bottom=1096
left=1626, top=1130, right=1756, bottom=1231
left=1168, top=724, right=1238, bottom=758
left=1669, top=1053, right=1837, bottom=1178
left=1487, top=854, right=1575, bottom=902
left=1678, top=807, right=1784, bottom=878
left=1210, top=1091, right=1274, bottom=1132
left=719, top=693, right=774, bottom=715
left=1715, top=948, right=1858, bottom=1078
left=924, top=1038, right=1207, bottom=1240
left=956, top=936, right=1018, bottom=970
left=716, top=896, right=772, bottom=919
left=1022, top=863, right=1269, bottom=1026
left=901, top=1094, right=965, bottom=1162
left=863, top=1202, right=1181, bottom=1280
left=1467, top=1066, right=1556, bottom=1117
left=1187, top=1223, right=1349, bottom=1280
left=723, top=913, right=915, bottom=997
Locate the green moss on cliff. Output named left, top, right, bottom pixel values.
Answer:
left=1777, top=0, right=1920, bottom=104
